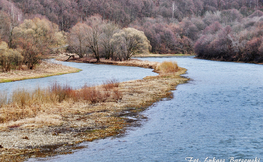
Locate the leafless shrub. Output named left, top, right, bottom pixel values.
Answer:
left=103, top=79, right=119, bottom=91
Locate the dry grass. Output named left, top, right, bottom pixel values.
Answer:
left=102, top=79, right=119, bottom=91
left=156, top=61, right=179, bottom=74
left=0, top=80, right=122, bottom=124
left=0, top=92, right=7, bottom=108
left=0, top=61, right=81, bottom=83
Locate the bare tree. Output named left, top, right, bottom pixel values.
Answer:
left=0, top=0, right=22, bottom=48
left=68, top=22, right=90, bottom=58
left=84, top=15, right=105, bottom=62
left=100, top=22, right=119, bottom=59
left=68, top=17, right=118, bottom=61
left=111, top=27, right=151, bottom=60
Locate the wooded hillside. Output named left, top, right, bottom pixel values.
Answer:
left=1, top=0, right=263, bottom=63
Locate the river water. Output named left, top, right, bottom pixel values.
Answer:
left=23, top=57, right=263, bottom=162
left=0, top=60, right=158, bottom=97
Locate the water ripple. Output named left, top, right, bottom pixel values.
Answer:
left=28, top=57, right=263, bottom=162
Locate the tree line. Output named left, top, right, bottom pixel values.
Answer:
left=7, top=0, right=263, bottom=30
left=0, top=14, right=150, bottom=71
left=0, top=0, right=263, bottom=68
left=68, top=15, right=151, bottom=62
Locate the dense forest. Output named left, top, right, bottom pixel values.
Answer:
left=0, top=0, right=263, bottom=69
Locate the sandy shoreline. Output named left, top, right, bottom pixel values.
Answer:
left=0, top=57, right=188, bottom=161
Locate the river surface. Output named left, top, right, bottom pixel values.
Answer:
left=0, top=60, right=158, bottom=98
left=22, top=57, right=263, bottom=162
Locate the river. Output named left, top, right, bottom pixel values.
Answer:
left=21, top=57, right=263, bottom=161
left=0, top=60, right=158, bottom=97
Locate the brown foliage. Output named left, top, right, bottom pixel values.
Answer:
left=0, top=79, right=122, bottom=123
left=13, top=18, right=66, bottom=69
left=157, top=61, right=179, bottom=73
left=103, top=79, right=119, bottom=91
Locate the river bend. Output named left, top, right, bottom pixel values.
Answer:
left=22, top=57, right=263, bottom=161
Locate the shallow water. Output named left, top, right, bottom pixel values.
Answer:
left=25, top=57, right=263, bottom=161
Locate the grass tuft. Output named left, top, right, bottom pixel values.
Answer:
left=156, top=61, right=179, bottom=73
left=102, top=79, right=119, bottom=91
left=50, top=82, right=75, bottom=102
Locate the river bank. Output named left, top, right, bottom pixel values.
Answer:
left=132, top=53, right=195, bottom=57
left=195, top=56, right=263, bottom=65
left=0, top=61, right=81, bottom=83
left=0, top=58, right=188, bottom=161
